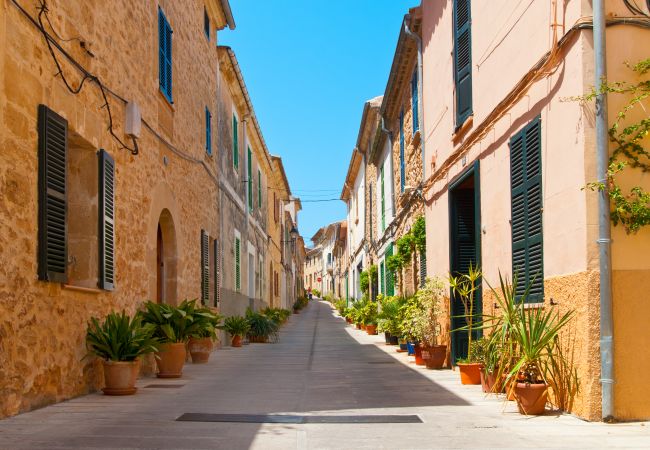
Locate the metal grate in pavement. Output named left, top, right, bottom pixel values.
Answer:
left=176, top=413, right=422, bottom=424
left=145, top=384, right=185, bottom=388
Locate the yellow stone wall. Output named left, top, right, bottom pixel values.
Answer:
left=0, top=0, right=228, bottom=417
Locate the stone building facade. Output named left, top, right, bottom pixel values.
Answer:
left=420, top=0, right=650, bottom=421
left=0, top=0, right=236, bottom=417
left=373, top=8, right=425, bottom=298
left=304, top=246, right=322, bottom=293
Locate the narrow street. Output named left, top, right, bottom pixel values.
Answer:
left=0, top=300, right=646, bottom=450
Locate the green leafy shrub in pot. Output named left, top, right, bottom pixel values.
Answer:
left=86, top=311, right=158, bottom=362
left=222, top=315, right=250, bottom=347
left=261, top=307, right=291, bottom=325
left=246, top=309, right=279, bottom=343
left=86, top=310, right=158, bottom=394
left=188, top=307, right=222, bottom=364
left=334, top=299, right=348, bottom=316
left=140, top=299, right=203, bottom=344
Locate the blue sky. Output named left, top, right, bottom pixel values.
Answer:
left=220, top=1, right=411, bottom=244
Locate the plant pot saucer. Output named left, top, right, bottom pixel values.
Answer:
left=102, top=386, right=137, bottom=396
left=396, top=348, right=408, bottom=353
left=156, top=373, right=182, bottom=379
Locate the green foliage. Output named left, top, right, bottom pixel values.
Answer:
left=412, top=216, right=426, bottom=253
left=334, top=298, right=348, bottom=316
left=483, top=273, right=578, bottom=406
left=413, top=277, right=445, bottom=346
left=468, top=337, right=489, bottom=366
left=348, top=296, right=369, bottom=323
left=293, top=296, right=309, bottom=311
left=449, top=263, right=482, bottom=362
left=246, top=308, right=279, bottom=340
left=377, top=296, right=403, bottom=335
left=360, top=271, right=369, bottom=294
left=581, top=57, right=650, bottom=233
left=261, top=307, right=291, bottom=325
left=360, top=300, right=378, bottom=326
left=140, top=299, right=208, bottom=343
left=191, top=307, right=223, bottom=339
left=85, top=311, right=158, bottom=362
left=399, top=295, right=421, bottom=341
left=312, top=289, right=321, bottom=297
left=222, top=315, right=250, bottom=337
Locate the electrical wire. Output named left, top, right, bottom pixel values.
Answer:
left=12, top=0, right=138, bottom=155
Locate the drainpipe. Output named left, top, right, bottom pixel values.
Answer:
left=404, top=16, right=426, bottom=184
left=593, top=0, right=614, bottom=422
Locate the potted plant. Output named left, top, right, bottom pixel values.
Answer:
left=223, top=315, right=250, bottom=347
left=85, top=311, right=158, bottom=395
left=362, top=301, right=378, bottom=335
left=378, top=296, right=401, bottom=345
left=141, top=300, right=201, bottom=378
left=449, top=263, right=483, bottom=384
left=188, top=307, right=222, bottom=364
left=508, top=298, right=574, bottom=415
left=401, top=295, right=424, bottom=364
left=413, top=277, right=447, bottom=369
left=246, top=308, right=279, bottom=343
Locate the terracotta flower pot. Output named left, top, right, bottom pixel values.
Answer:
left=480, top=367, right=490, bottom=393
left=355, top=323, right=362, bottom=330
left=422, top=345, right=446, bottom=369
left=249, top=335, right=269, bottom=343
left=515, top=382, right=548, bottom=415
left=361, top=324, right=367, bottom=331
left=231, top=335, right=242, bottom=347
left=102, top=359, right=140, bottom=395
left=155, top=342, right=186, bottom=378
left=457, top=362, right=482, bottom=385
left=188, top=337, right=213, bottom=364
left=366, top=324, right=378, bottom=335
left=414, top=344, right=425, bottom=366
left=293, top=309, right=299, bottom=314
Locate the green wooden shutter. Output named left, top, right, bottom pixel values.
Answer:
left=233, top=115, right=239, bottom=169
left=201, top=230, right=209, bottom=304
left=205, top=107, right=212, bottom=155
left=158, top=8, right=172, bottom=102
left=419, top=251, right=427, bottom=288
left=247, top=147, right=253, bottom=211
left=214, top=239, right=220, bottom=306
left=453, top=0, right=472, bottom=126
left=98, top=149, right=115, bottom=290
left=380, top=261, right=385, bottom=295
left=400, top=110, right=405, bottom=193
left=258, top=169, right=262, bottom=208
left=510, top=117, right=543, bottom=303
left=386, top=244, right=395, bottom=296
left=381, top=166, right=385, bottom=231
left=235, top=237, right=241, bottom=292
left=38, top=105, right=68, bottom=283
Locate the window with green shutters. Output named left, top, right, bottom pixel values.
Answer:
left=232, top=114, right=239, bottom=169
left=380, top=261, right=385, bottom=295
left=247, top=147, right=253, bottom=211
left=453, top=0, right=472, bottom=127
left=257, top=169, right=262, bottom=208
left=510, top=116, right=543, bottom=303
left=385, top=244, right=395, bottom=296
left=98, top=149, right=115, bottom=290
left=200, top=230, right=209, bottom=304
left=400, top=110, right=405, bottom=193
left=411, top=70, right=419, bottom=134
left=38, top=105, right=68, bottom=283
left=158, top=8, right=173, bottom=103
left=235, top=236, right=241, bottom=292
left=380, top=166, right=385, bottom=231
left=205, top=107, right=212, bottom=156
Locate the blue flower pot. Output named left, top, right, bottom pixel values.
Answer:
left=399, top=341, right=408, bottom=351
left=407, top=341, right=415, bottom=356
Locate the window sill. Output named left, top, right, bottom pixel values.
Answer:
left=452, top=115, right=473, bottom=143
left=158, top=88, right=175, bottom=111
left=523, top=302, right=545, bottom=310
left=62, top=284, right=103, bottom=295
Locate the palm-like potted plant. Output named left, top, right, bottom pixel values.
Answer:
left=222, top=315, right=250, bottom=347
left=246, top=309, right=279, bottom=343
left=188, top=307, right=222, bottom=364
left=378, top=296, right=401, bottom=345
left=140, top=300, right=201, bottom=378
left=414, top=277, right=447, bottom=369
left=401, top=295, right=424, bottom=363
left=85, top=311, right=158, bottom=395
left=449, top=263, right=483, bottom=384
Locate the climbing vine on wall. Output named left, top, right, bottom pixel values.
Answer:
left=583, top=58, right=650, bottom=234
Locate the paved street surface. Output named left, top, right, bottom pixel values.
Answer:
left=0, top=300, right=648, bottom=449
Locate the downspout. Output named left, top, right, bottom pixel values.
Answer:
left=404, top=16, right=426, bottom=184
left=593, top=0, right=614, bottom=422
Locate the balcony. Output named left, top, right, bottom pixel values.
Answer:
left=326, top=261, right=334, bottom=274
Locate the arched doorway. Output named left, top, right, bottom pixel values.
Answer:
left=156, top=209, right=178, bottom=304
